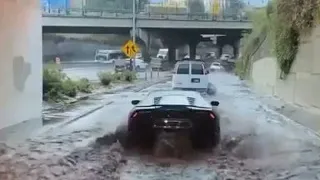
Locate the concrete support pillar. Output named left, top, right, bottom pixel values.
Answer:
left=233, top=39, right=241, bottom=59
left=0, top=0, right=42, bottom=142
left=135, top=28, right=151, bottom=61
left=189, top=42, right=197, bottom=59
left=168, top=46, right=176, bottom=62
left=137, top=28, right=150, bottom=52
left=217, top=44, right=223, bottom=57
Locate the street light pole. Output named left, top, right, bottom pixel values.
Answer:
left=132, top=0, right=137, bottom=72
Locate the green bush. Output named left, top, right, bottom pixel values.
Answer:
left=61, top=78, right=77, bottom=97
left=274, top=22, right=299, bottom=79
left=98, top=71, right=113, bottom=86
left=273, top=0, right=318, bottom=78
left=122, top=71, right=137, bottom=82
left=43, top=65, right=80, bottom=101
left=77, top=78, right=92, bottom=93
left=43, top=67, right=65, bottom=101
left=238, top=0, right=319, bottom=80
left=236, top=8, right=269, bottom=79
left=112, top=73, right=123, bottom=81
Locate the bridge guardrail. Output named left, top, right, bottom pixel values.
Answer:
left=42, top=8, right=251, bottom=22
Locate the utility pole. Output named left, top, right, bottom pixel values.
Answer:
left=131, top=0, right=137, bottom=72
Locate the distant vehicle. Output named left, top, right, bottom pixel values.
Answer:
left=172, top=60, right=209, bottom=92
left=124, top=58, right=148, bottom=71
left=150, top=57, right=171, bottom=71
left=116, top=90, right=221, bottom=149
left=204, top=52, right=216, bottom=59
left=210, top=62, right=224, bottom=71
left=135, top=52, right=142, bottom=59
left=114, top=58, right=127, bottom=73
left=156, top=48, right=168, bottom=59
left=134, top=58, right=148, bottom=70
left=220, top=54, right=232, bottom=61
left=95, top=50, right=126, bottom=64
left=183, top=54, right=201, bottom=60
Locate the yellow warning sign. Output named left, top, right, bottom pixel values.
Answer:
left=212, top=0, right=220, bottom=15
left=121, top=40, right=140, bottom=58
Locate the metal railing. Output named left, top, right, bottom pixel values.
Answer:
left=42, top=7, right=251, bottom=22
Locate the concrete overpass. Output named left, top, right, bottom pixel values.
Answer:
left=42, top=10, right=252, bottom=34
left=42, top=10, right=252, bottom=60
left=42, top=15, right=252, bottom=33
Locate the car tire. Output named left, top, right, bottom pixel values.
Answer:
left=211, top=122, right=221, bottom=148
left=192, top=117, right=221, bottom=150
left=115, top=125, right=136, bottom=149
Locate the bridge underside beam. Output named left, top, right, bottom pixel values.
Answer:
left=43, top=26, right=131, bottom=34
left=142, top=28, right=244, bottom=36
left=0, top=0, right=42, bottom=142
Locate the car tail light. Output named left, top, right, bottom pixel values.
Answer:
left=129, top=111, right=139, bottom=120
left=209, top=113, right=215, bottom=119
left=128, top=111, right=138, bottom=126
left=131, top=112, right=138, bottom=118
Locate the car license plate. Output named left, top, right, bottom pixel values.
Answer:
left=191, top=78, right=200, bottom=83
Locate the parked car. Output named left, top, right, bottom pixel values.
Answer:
left=125, top=58, right=148, bottom=71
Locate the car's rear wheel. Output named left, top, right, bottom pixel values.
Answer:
left=192, top=120, right=220, bottom=149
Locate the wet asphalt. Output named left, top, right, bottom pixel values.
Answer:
left=2, top=72, right=320, bottom=180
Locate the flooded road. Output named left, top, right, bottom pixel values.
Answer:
left=2, top=72, right=320, bottom=179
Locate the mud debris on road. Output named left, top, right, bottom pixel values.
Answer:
left=2, top=72, right=320, bottom=180
left=0, top=132, right=124, bottom=180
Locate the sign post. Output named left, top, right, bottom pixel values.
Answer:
left=132, top=0, right=137, bottom=71
left=121, top=40, right=140, bottom=71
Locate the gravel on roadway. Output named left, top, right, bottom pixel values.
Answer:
left=1, top=72, right=320, bottom=180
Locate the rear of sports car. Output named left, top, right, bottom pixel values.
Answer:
left=126, top=105, right=220, bottom=149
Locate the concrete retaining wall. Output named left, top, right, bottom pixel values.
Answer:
left=250, top=26, right=320, bottom=109
left=0, top=0, right=42, bottom=141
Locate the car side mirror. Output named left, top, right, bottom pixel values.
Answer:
left=131, top=100, right=140, bottom=105
left=205, top=70, right=209, bottom=75
left=210, top=101, right=219, bottom=106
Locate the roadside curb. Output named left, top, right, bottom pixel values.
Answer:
left=43, top=76, right=171, bottom=112
left=42, top=76, right=171, bottom=133
left=58, top=101, right=114, bottom=129
left=260, top=103, right=320, bottom=140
